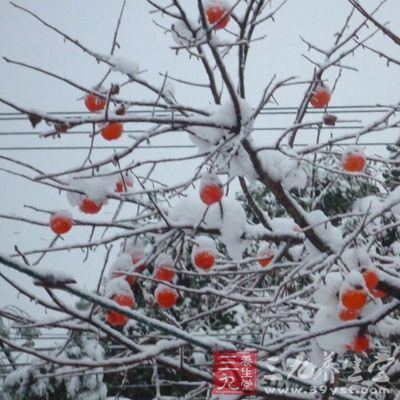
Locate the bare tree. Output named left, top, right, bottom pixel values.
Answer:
left=1, top=1, right=400, bottom=399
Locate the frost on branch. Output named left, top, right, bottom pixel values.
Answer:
left=33, top=267, right=77, bottom=288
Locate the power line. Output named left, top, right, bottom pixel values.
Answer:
left=0, top=104, right=392, bottom=122
left=0, top=106, right=396, bottom=151
left=0, top=143, right=394, bottom=152
left=0, top=126, right=376, bottom=136
left=0, top=104, right=392, bottom=116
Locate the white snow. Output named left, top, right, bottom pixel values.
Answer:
left=82, top=336, right=105, bottom=361
left=51, top=209, right=73, bottom=220
left=192, top=235, right=216, bottom=250
left=353, top=195, right=382, bottom=214
left=388, top=187, right=400, bottom=216
left=188, top=100, right=261, bottom=181
left=109, top=253, right=134, bottom=277
left=210, top=198, right=247, bottom=259
left=66, top=189, right=81, bottom=207
left=288, top=244, right=304, bottom=261
left=188, top=125, right=224, bottom=152
left=311, top=268, right=368, bottom=355
left=312, top=306, right=358, bottom=354
left=170, top=197, right=248, bottom=259
left=257, top=244, right=273, bottom=258
left=154, top=253, right=174, bottom=268
left=313, top=82, right=331, bottom=95
left=3, top=367, right=31, bottom=388
left=342, top=145, right=364, bottom=158
left=359, top=296, right=383, bottom=319
left=282, top=164, right=308, bottom=190
left=33, top=267, right=76, bottom=286
left=191, top=235, right=217, bottom=264
left=66, top=169, right=116, bottom=205
left=124, top=238, right=146, bottom=260
left=225, top=144, right=259, bottom=182
left=343, top=269, right=366, bottom=289
left=192, top=351, right=206, bottom=365
left=200, top=172, right=222, bottom=190
left=232, top=304, right=247, bottom=325
left=154, top=283, right=177, bottom=297
left=211, top=99, right=254, bottom=127
left=171, top=19, right=202, bottom=46
left=107, top=398, right=132, bottom=400
left=269, top=217, right=302, bottom=237
left=391, top=242, right=400, bottom=255
left=203, top=0, right=231, bottom=11
left=259, top=149, right=307, bottom=189
left=341, top=247, right=373, bottom=271
left=107, top=55, right=140, bottom=76
left=104, top=277, right=133, bottom=299
left=260, top=150, right=288, bottom=182
left=305, top=210, right=343, bottom=252
left=313, top=271, right=343, bottom=306
left=160, top=79, right=175, bottom=102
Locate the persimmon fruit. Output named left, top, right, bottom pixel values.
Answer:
left=193, top=249, right=215, bottom=270
left=310, top=84, right=331, bottom=108
left=257, top=247, right=274, bottom=268
left=205, top=5, right=230, bottom=29
left=129, top=244, right=145, bottom=263
left=154, top=254, right=175, bottom=282
left=115, top=176, right=133, bottom=193
left=132, top=255, right=145, bottom=272
left=341, top=289, right=367, bottom=310
left=342, top=150, right=366, bottom=173
left=347, top=334, right=369, bottom=353
left=124, top=275, right=135, bottom=287
left=200, top=174, right=224, bottom=205
left=154, top=266, right=175, bottom=282
left=49, top=211, right=73, bottom=235
left=370, top=288, right=385, bottom=299
left=79, top=198, right=103, bottom=214
left=101, top=123, right=123, bottom=141
left=200, top=184, right=223, bottom=205
left=338, top=308, right=359, bottom=321
left=155, top=285, right=177, bottom=309
left=84, top=93, right=106, bottom=113
left=112, top=272, right=135, bottom=287
left=363, top=270, right=378, bottom=291
left=106, top=294, right=135, bottom=327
